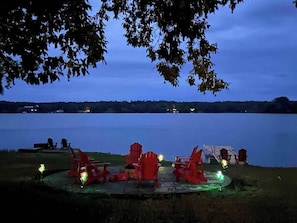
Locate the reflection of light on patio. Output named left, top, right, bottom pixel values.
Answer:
left=189, top=184, right=219, bottom=191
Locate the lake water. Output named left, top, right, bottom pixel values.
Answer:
left=0, top=113, right=296, bottom=167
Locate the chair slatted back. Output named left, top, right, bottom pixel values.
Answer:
left=79, top=150, right=92, bottom=165
left=125, top=142, right=143, bottom=165
left=130, top=142, right=142, bottom=159
left=139, top=151, right=159, bottom=180
left=238, top=148, right=247, bottom=162
left=186, top=148, right=203, bottom=170
left=220, top=148, right=229, bottom=160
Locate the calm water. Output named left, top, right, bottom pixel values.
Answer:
left=1, top=113, right=296, bottom=167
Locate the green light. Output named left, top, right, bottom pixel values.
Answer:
left=216, top=170, right=224, bottom=181
left=80, top=170, right=88, bottom=185
left=38, top=164, right=45, bottom=174
left=38, top=164, right=45, bottom=182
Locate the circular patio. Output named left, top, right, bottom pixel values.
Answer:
left=43, top=166, right=232, bottom=196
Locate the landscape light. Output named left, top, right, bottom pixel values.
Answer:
left=221, top=159, right=228, bottom=169
left=158, top=154, right=164, bottom=162
left=38, top=163, right=45, bottom=174
left=80, top=169, right=88, bottom=187
left=216, top=170, right=224, bottom=181
left=216, top=170, right=225, bottom=192
left=38, top=164, right=45, bottom=181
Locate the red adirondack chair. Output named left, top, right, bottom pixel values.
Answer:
left=219, top=148, right=231, bottom=163
left=79, top=150, right=105, bottom=166
left=67, top=147, right=98, bottom=177
left=124, top=142, right=143, bottom=166
left=78, top=162, right=110, bottom=186
left=235, top=148, right=248, bottom=164
left=77, top=150, right=110, bottom=184
left=173, top=147, right=207, bottom=184
left=67, top=148, right=110, bottom=185
left=134, top=151, right=160, bottom=187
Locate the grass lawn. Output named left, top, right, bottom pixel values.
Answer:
left=1, top=150, right=297, bottom=223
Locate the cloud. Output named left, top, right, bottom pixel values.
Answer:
left=203, top=0, right=297, bottom=101
left=2, top=0, right=297, bottom=102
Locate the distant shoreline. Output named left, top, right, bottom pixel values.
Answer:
left=1, top=97, right=297, bottom=113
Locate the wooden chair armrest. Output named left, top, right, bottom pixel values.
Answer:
left=175, top=155, right=191, bottom=162
left=176, top=155, right=190, bottom=158
left=97, top=162, right=110, bottom=165
left=174, top=161, right=185, bottom=165
left=93, top=162, right=110, bottom=165
left=173, top=161, right=188, bottom=168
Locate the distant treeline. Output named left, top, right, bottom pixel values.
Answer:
left=1, top=96, right=297, bottom=113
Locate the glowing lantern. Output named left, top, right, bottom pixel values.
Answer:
left=38, top=164, right=45, bottom=181
left=216, top=170, right=224, bottom=181
left=221, top=159, right=228, bottom=169
left=216, top=170, right=225, bottom=191
left=38, top=164, right=45, bottom=174
left=80, top=168, right=88, bottom=187
left=158, top=154, right=164, bottom=162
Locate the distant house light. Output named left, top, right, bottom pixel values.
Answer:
left=23, top=105, right=39, bottom=113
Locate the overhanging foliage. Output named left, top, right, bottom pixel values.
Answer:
left=1, top=0, right=295, bottom=95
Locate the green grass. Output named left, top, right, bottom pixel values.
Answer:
left=1, top=150, right=297, bottom=223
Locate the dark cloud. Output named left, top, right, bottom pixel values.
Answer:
left=205, top=0, right=297, bottom=101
